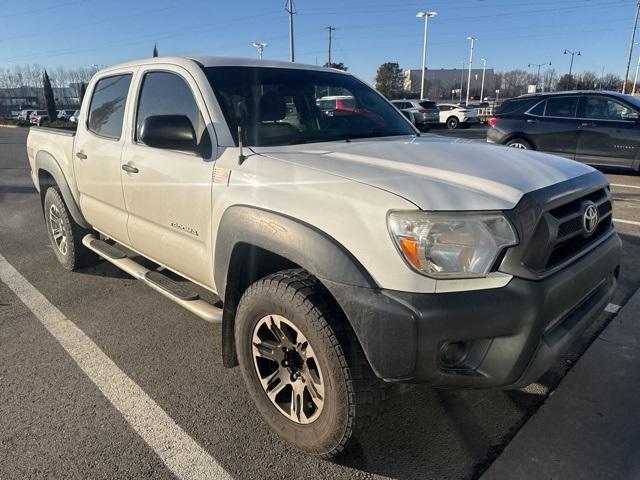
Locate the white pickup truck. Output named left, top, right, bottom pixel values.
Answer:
left=27, top=56, right=621, bottom=458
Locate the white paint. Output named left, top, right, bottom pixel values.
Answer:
left=0, top=254, right=231, bottom=480
left=605, top=303, right=622, bottom=314
left=610, top=183, right=640, bottom=190
left=614, top=218, right=640, bottom=227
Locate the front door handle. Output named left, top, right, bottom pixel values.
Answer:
left=75, top=152, right=87, bottom=159
left=121, top=164, right=139, bottom=174
left=526, top=118, right=537, bottom=123
left=580, top=122, right=596, bottom=128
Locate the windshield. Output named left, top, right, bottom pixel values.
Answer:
left=204, top=66, right=415, bottom=147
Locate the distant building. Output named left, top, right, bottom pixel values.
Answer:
left=0, top=86, right=80, bottom=115
left=404, top=68, right=496, bottom=101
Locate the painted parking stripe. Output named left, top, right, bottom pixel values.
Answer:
left=0, top=253, right=232, bottom=480
left=610, top=183, right=640, bottom=190
left=613, top=218, right=640, bottom=227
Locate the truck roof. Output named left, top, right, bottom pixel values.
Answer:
left=97, top=55, right=347, bottom=76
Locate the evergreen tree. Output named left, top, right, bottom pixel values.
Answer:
left=42, top=70, right=57, bottom=122
left=375, top=62, right=404, bottom=99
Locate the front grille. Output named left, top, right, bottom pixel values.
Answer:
left=499, top=174, right=615, bottom=280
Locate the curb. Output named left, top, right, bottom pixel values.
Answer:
left=482, top=288, right=640, bottom=480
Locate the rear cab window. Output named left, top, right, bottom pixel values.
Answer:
left=87, top=74, right=132, bottom=139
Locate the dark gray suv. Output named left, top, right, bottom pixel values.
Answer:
left=487, top=91, right=640, bottom=173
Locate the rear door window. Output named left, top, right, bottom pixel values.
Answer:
left=544, top=97, right=579, bottom=118
left=528, top=100, right=546, bottom=116
left=88, top=74, right=132, bottom=139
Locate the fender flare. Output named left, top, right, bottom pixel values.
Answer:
left=35, top=151, right=91, bottom=229
left=213, top=205, right=376, bottom=296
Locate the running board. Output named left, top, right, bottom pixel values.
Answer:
left=82, top=234, right=222, bottom=323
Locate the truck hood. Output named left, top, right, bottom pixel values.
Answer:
left=252, top=135, right=595, bottom=211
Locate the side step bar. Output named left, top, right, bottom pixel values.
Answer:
left=82, top=234, right=222, bottom=323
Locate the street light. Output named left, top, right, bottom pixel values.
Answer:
left=480, top=58, right=487, bottom=102
left=459, top=60, right=465, bottom=103
left=252, top=42, right=268, bottom=60
left=466, top=36, right=477, bottom=105
left=528, top=61, right=551, bottom=92
left=416, top=11, right=437, bottom=100
left=563, top=49, right=580, bottom=76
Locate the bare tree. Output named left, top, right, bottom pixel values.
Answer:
left=541, top=68, right=558, bottom=92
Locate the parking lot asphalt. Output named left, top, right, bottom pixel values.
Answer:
left=1, top=126, right=639, bottom=480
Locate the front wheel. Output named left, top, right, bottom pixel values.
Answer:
left=235, top=269, right=383, bottom=458
left=446, top=116, right=460, bottom=129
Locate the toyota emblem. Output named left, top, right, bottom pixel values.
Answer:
left=582, top=203, right=599, bottom=235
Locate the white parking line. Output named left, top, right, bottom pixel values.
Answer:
left=614, top=218, right=640, bottom=227
left=610, top=183, right=640, bottom=190
left=0, top=253, right=232, bottom=480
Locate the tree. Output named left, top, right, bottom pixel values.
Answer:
left=556, top=74, right=575, bottom=91
left=153, top=43, right=159, bottom=58
left=375, top=62, right=404, bottom=99
left=600, top=73, right=622, bottom=91
left=323, top=62, right=347, bottom=71
left=576, top=71, right=598, bottom=90
left=42, top=70, right=57, bottom=121
left=541, top=68, right=558, bottom=92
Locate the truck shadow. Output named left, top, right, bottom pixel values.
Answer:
left=333, top=385, right=545, bottom=479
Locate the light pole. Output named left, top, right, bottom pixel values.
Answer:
left=528, top=61, right=551, bottom=92
left=459, top=61, right=465, bottom=103
left=564, top=49, right=580, bottom=77
left=286, top=0, right=296, bottom=62
left=480, top=58, right=487, bottom=101
left=623, top=1, right=640, bottom=93
left=634, top=51, right=640, bottom=94
left=252, top=43, right=268, bottom=60
left=416, top=11, right=437, bottom=100
left=466, top=36, right=477, bottom=105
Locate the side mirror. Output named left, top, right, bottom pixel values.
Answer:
left=140, top=114, right=196, bottom=151
left=622, top=110, right=639, bottom=121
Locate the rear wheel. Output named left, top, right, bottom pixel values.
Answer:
left=235, top=269, right=384, bottom=458
left=506, top=138, right=532, bottom=150
left=44, top=186, right=97, bottom=271
left=446, top=116, right=460, bottom=129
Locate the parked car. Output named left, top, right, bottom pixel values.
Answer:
left=487, top=91, right=640, bottom=172
left=17, top=109, right=35, bottom=122
left=29, top=110, right=48, bottom=125
left=27, top=56, right=620, bottom=458
left=69, top=110, right=81, bottom=123
left=390, top=99, right=439, bottom=130
left=437, top=103, right=479, bottom=129
left=57, top=109, right=76, bottom=121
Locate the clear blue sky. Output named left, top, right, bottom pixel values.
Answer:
left=0, top=0, right=636, bottom=83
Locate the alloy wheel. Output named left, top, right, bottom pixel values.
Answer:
left=49, top=204, right=68, bottom=255
left=251, top=314, right=325, bottom=424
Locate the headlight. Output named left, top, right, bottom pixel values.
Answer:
left=388, top=211, right=518, bottom=279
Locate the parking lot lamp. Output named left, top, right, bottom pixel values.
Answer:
left=417, top=12, right=437, bottom=100
left=466, top=36, right=477, bottom=105
left=480, top=58, right=487, bottom=101
left=563, top=49, right=580, bottom=77
left=252, top=43, right=268, bottom=60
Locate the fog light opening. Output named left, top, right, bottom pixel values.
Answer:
left=439, top=341, right=468, bottom=368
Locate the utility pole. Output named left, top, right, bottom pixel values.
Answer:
left=480, top=58, right=487, bottom=102
left=252, top=42, right=268, bottom=60
left=416, top=11, right=437, bottom=100
left=286, top=0, right=296, bottom=62
left=528, top=61, right=551, bottom=92
left=325, top=26, right=336, bottom=66
left=623, top=0, right=640, bottom=93
left=465, top=36, right=477, bottom=105
left=633, top=52, right=640, bottom=94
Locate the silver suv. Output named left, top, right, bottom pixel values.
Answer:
left=391, top=99, right=440, bottom=130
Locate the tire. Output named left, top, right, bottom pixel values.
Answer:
left=235, top=269, right=384, bottom=458
left=43, top=186, right=97, bottom=271
left=446, top=116, right=459, bottom=129
left=506, top=138, right=532, bottom=150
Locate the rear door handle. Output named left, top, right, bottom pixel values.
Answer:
left=121, top=164, right=139, bottom=174
left=75, top=152, right=87, bottom=159
left=526, top=118, right=537, bottom=123
left=580, top=122, right=596, bottom=128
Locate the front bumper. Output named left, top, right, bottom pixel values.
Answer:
left=325, top=231, right=621, bottom=388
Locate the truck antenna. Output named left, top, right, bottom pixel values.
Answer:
left=238, top=125, right=247, bottom=164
